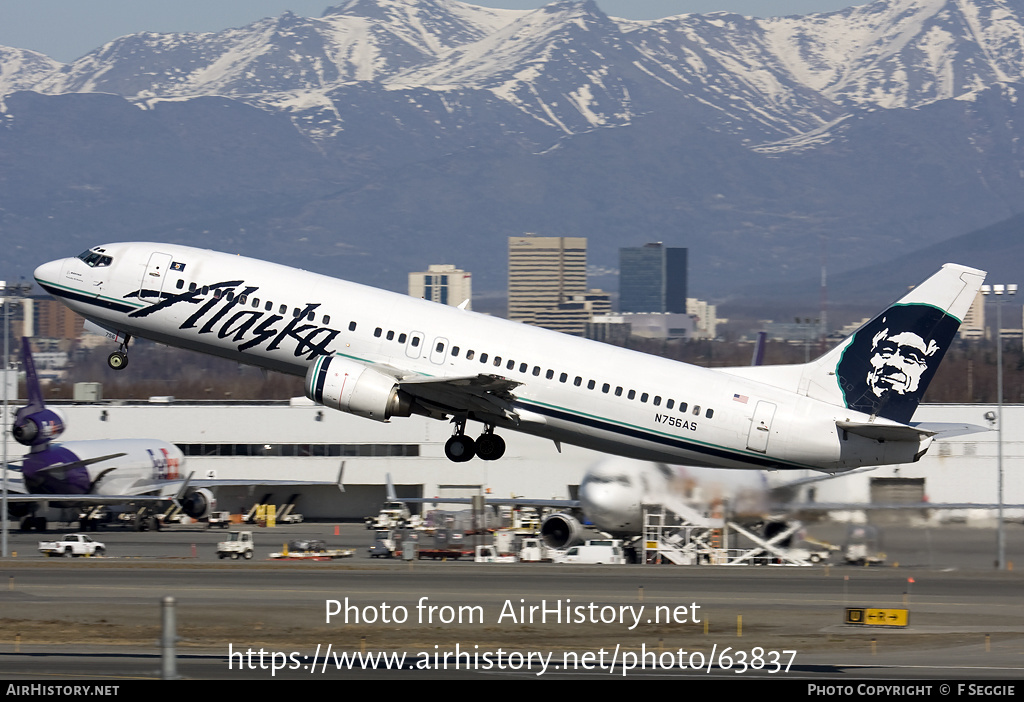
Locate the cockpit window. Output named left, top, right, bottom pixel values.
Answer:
left=76, top=251, right=112, bottom=267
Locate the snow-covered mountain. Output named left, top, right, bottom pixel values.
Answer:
left=11, top=0, right=1024, bottom=145
left=2, top=0, right=1024, bottom=299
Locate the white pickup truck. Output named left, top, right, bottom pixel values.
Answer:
left=39, top=534, right=106, bottom=558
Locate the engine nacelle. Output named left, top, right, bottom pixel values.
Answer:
left=181, top=488, right=216, bottom=519
left=305, top=356, right=413, bottom=422
left=12, top=408, right=65, bottom=447
left=540, top=512, right=585, bottom=549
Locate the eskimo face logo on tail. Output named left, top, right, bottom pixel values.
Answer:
left=836, top=304, right=959, bottom=424
left=866, top=329, right=939, bottom=398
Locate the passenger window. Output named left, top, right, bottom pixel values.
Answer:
left=214, top=289, right=222, bottom=299
left=507, top=360, right=515, bottom=370
left=653, top=396, right=661, bottom=406
left=411, top=337, right=420, bottom=347
left=493, top=356, right=502, bottom=367
left=640, top=392, right=649, bottom=403
left=546, top=370, right=554, bottom=380
left=679, top=402, right=688, bottom=413
left=480, top=353, right=488, bottom=363
left=467, top=350, right=475, bottom=360
left=279, top=304, right=287, bottom=315
left=602, top=383, right=610, bottom=393
left=667, top=399, right=675, bottom=409
left=324, top=315, right=331, bottom=325
left=292, top=308, right=300, bottom=318
left=519, top=363, right=527, bottom=373
left=436, top=342, right=445, bottom=353
left=387, top=331, right=395, bottom=341
left=532, top=366, right=541, bottom=376
left=176, top=279, right=184, bottom=289
left=252, top=298, right=260, bottom=308
left=348, top=321, right=357, bottom=332
left=239, top=294, right=247, bottom=305
left=692, top=405, right=701, bottom=416
left=307, top=310, right=314, bottom=321
left=559, top=373, right=567, bottom=383
left=374, top=328, right=383, bottom=338
left=706, top=408, right=714, bottom=419
left=627, top=390, right=636, bottom=400
left=202, top=286, right=209, bottom=296
left=452, top=346, right=460, bottom=357
left=189, top=282, right=197, bottom=292
left=265, top=301, right=272, bottom=311
left=226, top=292, right=234, bottom=302
left=587, top=380, right=595, bottom=390
left=399, top=333, right=407, bottom=343
left=615, top=387, right=623, bottom=397
left=574, top=377, right=582, bottom=387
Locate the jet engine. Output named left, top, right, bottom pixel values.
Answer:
left=12, top=408, right=65, bottom=447
left=180, top=488, right=216, bottom=519
left=540, top=512, right=585, bottom=549
left=305, top=356, right=413, bottom=422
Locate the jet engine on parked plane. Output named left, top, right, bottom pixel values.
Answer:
left=180, top=488, right=216, bottom=519
left=305, top=356, right=414, bottom=422
left=12, top=407, right=65, bottom=447
left=540, top=512, right=585, bottom=549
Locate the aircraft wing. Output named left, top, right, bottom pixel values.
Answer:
left=394, top=372, right=522, bottom=423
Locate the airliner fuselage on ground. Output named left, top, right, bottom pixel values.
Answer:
left=35, top=244, right=985, bottom=473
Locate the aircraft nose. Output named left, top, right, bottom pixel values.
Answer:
left=34, top=258, right=64, bottom=287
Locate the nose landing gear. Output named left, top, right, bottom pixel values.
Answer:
left=107, top=335, right=132, bottom=371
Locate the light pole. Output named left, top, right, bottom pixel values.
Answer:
left=980, top=283, right=1017, bottom=571
left=1, top=281, right=31, bottom=558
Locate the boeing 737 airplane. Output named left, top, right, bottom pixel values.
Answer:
left=7, top=337, right=338, bottom=531
left=34, top=244, right=985, bottom=473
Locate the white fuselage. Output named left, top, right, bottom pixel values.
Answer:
left=35, top=243, right=923, bottom=472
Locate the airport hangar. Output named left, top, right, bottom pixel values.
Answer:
left=10, top=399, right=1024, bottom=522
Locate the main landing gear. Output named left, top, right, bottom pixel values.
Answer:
left=107, top=334, right=132, bottom=371
left=444, top=420, right=506, bottom=462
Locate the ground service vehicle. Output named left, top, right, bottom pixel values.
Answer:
left=217, top=530, right=255, bottom=560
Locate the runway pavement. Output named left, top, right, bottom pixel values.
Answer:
left=0, top=521, right=1022, bottom=681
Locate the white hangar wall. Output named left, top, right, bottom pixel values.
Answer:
left=15, top=400, right=1022, bottom=521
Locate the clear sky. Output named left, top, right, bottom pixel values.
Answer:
left=0, top=1, right=865, bottom=63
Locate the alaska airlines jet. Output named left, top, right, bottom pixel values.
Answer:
left=8, top=337, right=337, bottom=531
left=34, top=244, right=985, bottom=472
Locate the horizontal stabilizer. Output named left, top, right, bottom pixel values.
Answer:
left=911, top=422, right=990, bottom=440
left=836, top=421, right=934, bottom=442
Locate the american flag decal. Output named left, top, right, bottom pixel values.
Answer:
left=733, top=394, right=748, bottom=404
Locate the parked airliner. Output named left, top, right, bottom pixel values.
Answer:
left=7, top=337, right=337, bottom=531
left=34, top=244, right=985, bottom=472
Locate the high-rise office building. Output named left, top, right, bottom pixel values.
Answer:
left=619, top=243, right=687, bottom=314
left=408, top=264, right=472, bottom=310
left=508, top=235, right=587, bottom=326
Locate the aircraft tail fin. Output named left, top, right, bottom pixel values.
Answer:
left=20, top=337, right=44, bottom=413
left=806, top=263, right=985, bottom=423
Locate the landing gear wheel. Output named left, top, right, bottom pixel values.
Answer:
left=107, top=351, right=128, bottom=370
left=475, top=433, right=506, bottom=461
left=444, top=435, right=476, bottom=462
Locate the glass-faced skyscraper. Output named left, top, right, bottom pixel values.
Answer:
left=619, top=243, right=687, bottom=313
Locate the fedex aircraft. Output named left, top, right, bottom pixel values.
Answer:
left=34, top=244, right=985, bottom=472
left=7, top=336, right=337, bottom=531
left=7, top=337, right=195, bottom=531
